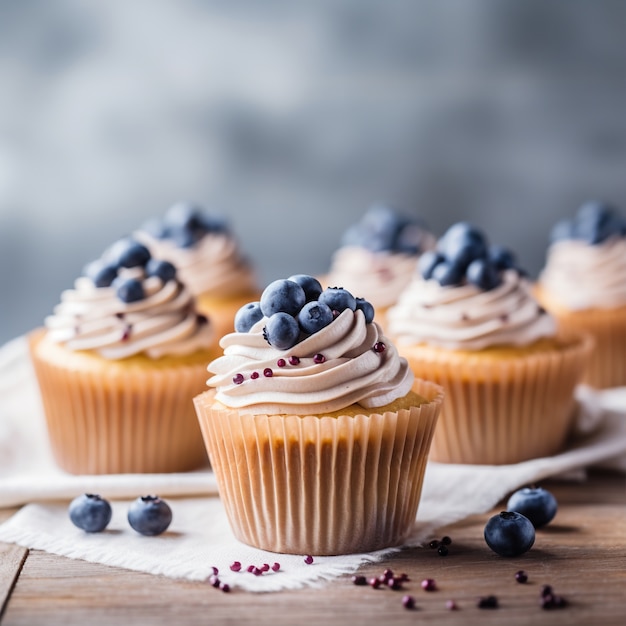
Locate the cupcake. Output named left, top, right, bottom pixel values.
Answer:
left=324, top=205, right=436, bottom=318
left=536, top=201, right=626, bottom=389
left=193, top=274, right=443, bottom=555
left=387, top=222, right=592, bottom=465
left=30, top=237, right=220, bottom=475
left=135, top=202, right=259, bottom=340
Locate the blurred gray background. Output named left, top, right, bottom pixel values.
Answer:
left=1, top=0, right=626, bottom=345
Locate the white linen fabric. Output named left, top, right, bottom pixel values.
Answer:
left=0, top=335, right=625, bottom=592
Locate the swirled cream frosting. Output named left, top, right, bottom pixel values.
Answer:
left=387, top=269, right=556, bottom=351
left=538, top=237, right=626, bottom=310
left=45, top=267, right=214, bottom=360
left=207, top=308, right=415, bottom=415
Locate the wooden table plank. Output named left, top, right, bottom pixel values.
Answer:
left=0, top=542, right=28, bottom=621
left=1, top=470, right=625, bottom=626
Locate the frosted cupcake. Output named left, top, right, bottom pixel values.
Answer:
left=30, top=237, right=220, bottom=474
left=387, top=222, right=592, bottom=465
left=194, top=275, right=443, bottom=555
left=135, top=202, right=259, bottom=339
left=536, top=201, right=626, bottom=389
left=324, top=205, right=436, bottom=317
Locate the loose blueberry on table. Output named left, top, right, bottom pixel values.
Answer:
left=127, top=495, right=173, bottom=536
left=68, top=493, right=113, bottom=533
left=484, top=511, right=536, bottom=557
left=506, top=486, right=558, bottom=528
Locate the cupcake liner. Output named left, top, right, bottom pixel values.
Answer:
left=402, top=335, right=592, bottom=465
left=29, top=330, right=212, bottom=475
left=194, top=379, right=443, bottom=556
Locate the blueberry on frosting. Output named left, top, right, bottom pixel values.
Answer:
left=550, top=201, right=626, bottom=245
left=422, top=222, right=521, bottom=291
left=235, top=275, right=375, bottom=350
left=341, top=204, right=433, bottom=255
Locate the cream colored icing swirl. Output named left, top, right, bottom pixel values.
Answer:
left=538, top=236, right=626, bottom=310
left=207, top=308, right=414, bottom=414
left=135, top=230, right=257, bottom=298
left=326, top=247, right=431, bottom=309
left=45, top=267, right=214, bottom=359
left=387, top=269, right=556, bottom=350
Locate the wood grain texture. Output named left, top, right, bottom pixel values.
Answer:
left=1, top=470, right=625, bottom=626
left=0, top=542, right=28, bottom=621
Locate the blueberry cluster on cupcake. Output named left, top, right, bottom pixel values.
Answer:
left=325, top=205, right=436, bottom=312
left=194, top=273, right=444, bottom=554
left=537, top=201, right=626, bottom=388
left=29, top=236, right=220, bottom=475
left=135, top=201, right=259, bottom=339
left=387, top=221, right=591, bottom=465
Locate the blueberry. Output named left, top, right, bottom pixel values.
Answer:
left=164, top=202, right=206, bottom=235
left=170, top=227, right=201, bottom=249
left=287, top=274, right=323, bottom=302
left=297, top=301, right=334, bottom=334
left=318, top=287, right=357, bottom=313
left=201, top=213, right=228, bottom=233
left=260, top=279, right=306, bottom=317
left=466, top=259, right=501, bottom=291
left=575, top=201, right=622, bottom=244
left=114, top=277, right=145, bottom=303
left=395, top=220, right=428, bottom=255
left=431, top=261, right=464, bottom=287
left=550, top=218, right=576, bottom=243
left=128, top=495, right=173, bottom=536
left=69, top=493, right=112, bottom=533
left=234, top=301, right=264, bottom=332
left=263, top=312, right=301, bottom=350
left=355, top=297, right=375, bottom=323
left=83, top=259, right=118, bottom=288
left=488, top=245, right=516, bottom=271
left=438, top=222, right=488, bottom=269
left=145, top=258, right=176, bottom=282
left=506, top=486, right=558, bottom=528
left=141, top=217, right=169, bottom=239
left=350, top=205, right=401, bottom=252
left=107, top=238, right=151, bottom=269
left=418, top=250, right=444, bottom=280
left=484, top=511, right=535, bottom=557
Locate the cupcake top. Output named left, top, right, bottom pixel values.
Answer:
left=538, top=201, right=626, bottom=310
left=207, top=274, right=414, bottom=415
left=135, top=202, right=258, bottom=299
left=325, top=205, right=436, bottom=309
left=45, top=237, right=214, bottom=359
left=387, top=222, right=556, bottom=350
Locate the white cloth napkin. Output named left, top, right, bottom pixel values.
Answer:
left=1, top=335, right=625, bottom=592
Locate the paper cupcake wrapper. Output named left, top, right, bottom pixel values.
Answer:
left=403, top=335, right=592, bottom=465
left=194, top=379, right=443, bottom=556
left=29, top=331, right=210, bottom=475
left=544, top=306, right=626, bottom=389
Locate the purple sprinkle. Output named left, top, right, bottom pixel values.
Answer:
left=304, top=555, right=314, bottom=565
left=220, top=583, right=230, bottom=593
left=121, top=325, right=132, bottom=342
left=369, top=577, right=382, bottom=589
left=271, top=562, right=281, bottom=572
left=261, top=563, right=270, bottom=572
left=197, top=314, right=209, bottom=325
left=313, top=354, right=325, bottom=364
left=437, top=544, right=449, bottom=557
left=446, top=600, right=458, bottom=611
left=247, top=565, right=255, bottom=573
left=263, top=368, right=273, bottom=377
left=250, top=371, right=259, bottom=379
left=402, top=595, right=416, bottom=610
left=428, top=540, right=440, bottom=549
left=277, top=358, right=286, bottom=367
left=477, top=595, right=498, bottom=609
left=382, top=569, right=394, bottom=581
left=421, top=578, right=436, bottom=592
left=230, top=561, right=241, bottom=572
left=352, top=575, right=367, bottom=586
left=373, top=341, right=386, bottom=353
left=288, top=356, right=300, bottom=365
left=387, top=577, right=403, bottom=590
left=441, top=536, right=452, bottom=545
left=233, top=373, right=244, bottom=385
left=515, top=570, right=528, bottom=584
left=253, top=567, right=263, bottom=576
left=208, top=575, right=220, bottom=588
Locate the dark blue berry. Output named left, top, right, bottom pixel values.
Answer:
left=484, top=511, right=535, bottom=557
left=108, top=238, right=151, bottom=269
left=466, top=259, right=501, bottom=291
left=69, top=493, right=112, bottom=533
left=506, top=486, right=558, bottom=528
left=342, top=205, right=400, bottom=252
left=128, top=495, right=173, bottom=536
left=395, top=220, right=427, bottom=255
left=287, top=274, right=323, bottom=302
left=234, top=301, right=264, bottom=333
left=355, top=297, right=375, bottom=323
left=297, top=301, right=334, bottom=334
left=164, top=202, right=206, bottom=235
left=431, top=261, right=464, bottom=287
left=145, top=259, right=177, bottom=283
left=575, top=201, right=623, bottom=245
left=260, top=279, right=306, bottom=317
left=550, top=219, right=576, bottom=243
left=418, top=250, right=444, bottom=280
left=201, top=213, right=228, bottom=233
left=318, top=287, right=357, bottom=313
left=83, top=259, right=118, bottom=288
left=438, top=222, right=488, bottom=270
left=114, top=277, right=145, bottom=303
left=171, top=226, right=202, bottom=249
left=264, top=312, right=300, bottom=350
left=488, top=245, right=516, bottom=271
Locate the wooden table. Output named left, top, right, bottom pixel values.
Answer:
left=0, top=469, right=624, bottom=626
